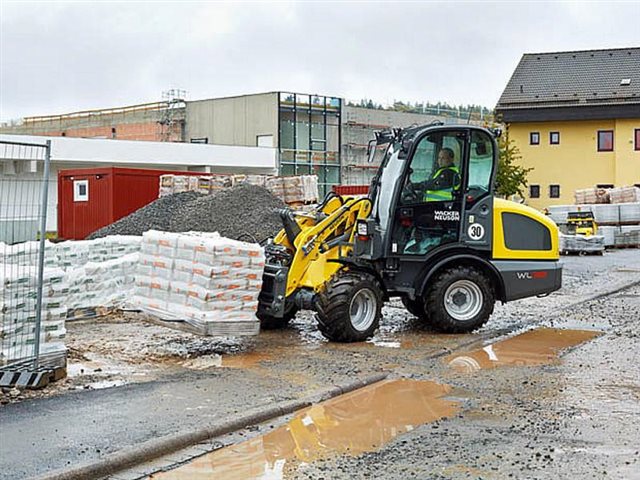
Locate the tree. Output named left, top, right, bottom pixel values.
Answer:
left=495, top=130, right=533, bottom=198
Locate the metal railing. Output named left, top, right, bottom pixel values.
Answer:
left=0, top=139, right=56, bottom=375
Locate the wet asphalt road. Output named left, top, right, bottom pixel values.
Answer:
left=0, top=250, right=639, bottom=479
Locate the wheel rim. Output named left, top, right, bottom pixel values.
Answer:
left=444, top=280, right=483, bottom=321
left=349, top=288, right=377, bottom=331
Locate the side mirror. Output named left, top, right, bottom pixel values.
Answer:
left=367, top=139, right=377, bottom=163
left=489, top=128, right=502, bottom=138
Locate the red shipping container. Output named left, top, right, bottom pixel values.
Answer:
left=57, top=167, right=206, bottom=240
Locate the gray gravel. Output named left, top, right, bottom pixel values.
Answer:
left=87, top=191, right=203, bottom=239
left=168, top=184, right=286, bottom=243
left=87, top=185, right=286, bottom=243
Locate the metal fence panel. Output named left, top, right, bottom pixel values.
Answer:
left=0, top=140, right=58, bottom=374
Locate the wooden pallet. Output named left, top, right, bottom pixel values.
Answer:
left=66, top=306, right=113, bottom=321
left=0, top=351, right=67, bottom=389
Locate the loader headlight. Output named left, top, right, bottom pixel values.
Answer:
left=357, top=220, right=369, bottom=237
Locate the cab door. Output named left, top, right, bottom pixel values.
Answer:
left=388, top=129, right=468, bottom=257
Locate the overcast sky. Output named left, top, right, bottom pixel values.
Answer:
left=1, top=1, right=639, bottom=122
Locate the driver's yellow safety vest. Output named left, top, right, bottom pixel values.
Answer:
left=424, top=166, right=461, bottom=202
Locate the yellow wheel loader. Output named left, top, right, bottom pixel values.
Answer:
left=566, top=211, right=598, bottom=236
left=257, top=123, right=561, bottom=342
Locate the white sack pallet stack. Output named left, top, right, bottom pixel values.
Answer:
left=66, top=252, right=139, bottom=312
left=133, top=230, right=263, bottom=337
left=0, top=236, right=141, bottom=365
left=1, top=265, right=67, bottom=365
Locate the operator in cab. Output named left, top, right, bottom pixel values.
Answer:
left=420, top=147, right=461, bottom=202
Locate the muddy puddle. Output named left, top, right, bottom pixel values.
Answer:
left=179, top=352, right=273, bottom=370
left=64, top=352, right=156, bottom=390
left=446, top=327, right=600, bottom=373
left=151, top=378, right=459, bottom=479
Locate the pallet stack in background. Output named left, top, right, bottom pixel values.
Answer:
left=547, top=186, right=640, bottom=249
left=158, top=174, right=319, bottom=205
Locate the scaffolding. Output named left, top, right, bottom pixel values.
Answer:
left=159, top=90, right=187, bottom=142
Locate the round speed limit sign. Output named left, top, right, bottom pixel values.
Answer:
left=468, top=223, right=485, bottom=240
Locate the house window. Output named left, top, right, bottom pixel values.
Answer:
left=530, top=132, right=540, bottom=145
left=550, top=131, right=560, bottom=145
left=190, top=138, right=208, bottom=144
left=635, top=129, right=640, bottom=151
left=597, top=130, right=614, bottom=151
left=530, top=185, right=540, bottom=198
left=549, top=184, right=560, bottom=198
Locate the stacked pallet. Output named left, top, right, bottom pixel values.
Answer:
left=615, top=228, right=640, bottom=248
left=547, top=194, right=640, bottom=249
left=265, top=175, right=319, bottom=204
left=0, top=265, right=67, bottom=365
left=0, top=236, right=142, bottom=365
left=133, top=230, right=263, bottom=336
left=609, top=186, right=640, bottom=204
left=65, top=253, right=139, bottom=312
left=559, top=234, right=605, bottom=254
left=159, top=174, right=319, bottom=205
left=574, top=187, right=610, bottom=204
left=573, top=186, right=640, bottom=205
left=159, top=174, right=233, bottom=196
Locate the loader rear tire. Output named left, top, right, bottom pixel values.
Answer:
left=256, top=304, right=298, bottom=330
left=316, top=270, right=383, bottom=343
left=425, top=266, right=494, bottom=333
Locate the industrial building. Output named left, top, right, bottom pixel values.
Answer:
left=1, top=91, right=472, bottom=195
left=0, top=133, right=276, bottom=235
left=495, top=47, right=640, bottom=209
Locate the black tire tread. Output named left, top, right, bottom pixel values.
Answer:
left=401, top=296, right=429, bottom=321
left=256, top=305, right=298, bottom=330
left=316, top=270, right=383, bottom=343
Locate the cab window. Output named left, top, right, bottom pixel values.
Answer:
left=467, top=131, right=494, bottom=203
left=401, top=131, right=464, bottom=205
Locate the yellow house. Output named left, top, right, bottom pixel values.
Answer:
left=495, top=47, right=640, bottom=210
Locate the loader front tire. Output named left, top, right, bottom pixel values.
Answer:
left=401, top=296, right=430, bottom=321
left=316, top=270, right=383, bottom=343
left=425, top=266, right=494, bottom=333
left=256, top=304, right=298, bottom=330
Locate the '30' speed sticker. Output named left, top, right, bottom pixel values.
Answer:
left=468, top=223, right=485, bottom=240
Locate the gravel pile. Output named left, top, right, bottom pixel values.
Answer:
left=87, top=185, right=285, bottom=243
left=88, top=191, right=203, bottom=239
left=168, top=184, right=286, bottom=243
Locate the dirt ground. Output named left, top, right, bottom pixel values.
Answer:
left=1, top=249, right=639, bottom=479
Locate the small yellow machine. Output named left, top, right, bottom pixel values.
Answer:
left=566, top=211, right=598, bottom=236
left=258, top=124, right=562, bottom=342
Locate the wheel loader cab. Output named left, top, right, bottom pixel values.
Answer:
left=389, top=128, right=493, bottom=257
left=257, top=124, right=562, bottom=343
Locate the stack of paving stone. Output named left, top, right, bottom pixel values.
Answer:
left=559, top=234, right=605, bottom=254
